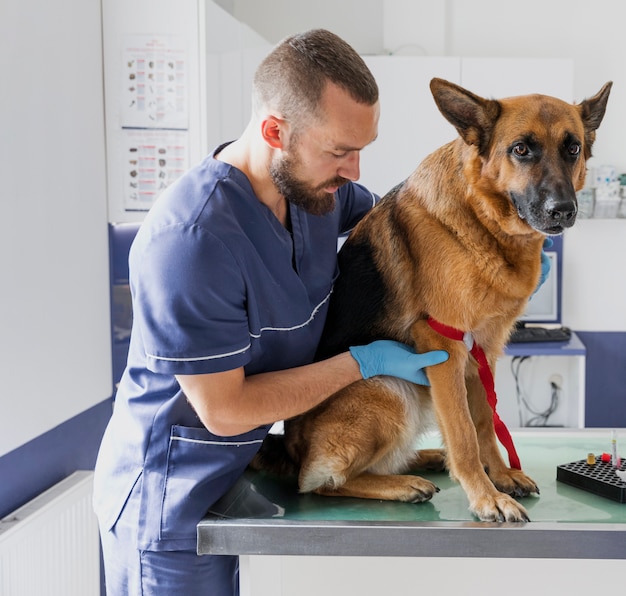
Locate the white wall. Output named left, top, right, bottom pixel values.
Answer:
left=203, top=4, right=271, bottom=152
left=225, top=0, right=385, bottom=54
left=0, top=0, right=112, bottom=457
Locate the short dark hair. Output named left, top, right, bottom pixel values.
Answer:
left=252, top=29, right=378, bottom=127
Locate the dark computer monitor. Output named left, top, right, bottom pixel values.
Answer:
left=519, top=235, right=563, bottom=325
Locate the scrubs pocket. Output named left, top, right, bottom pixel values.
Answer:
left=159, top=424, right=266, bottom=541
left=96, top=467, right=142, bottom=533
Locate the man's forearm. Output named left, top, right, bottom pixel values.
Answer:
left=176, top=351, right=361, bottom=437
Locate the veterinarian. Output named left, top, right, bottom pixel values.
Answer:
left=93, top=29, right=452, bottom=596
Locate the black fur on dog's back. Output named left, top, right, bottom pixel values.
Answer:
left=316, top=240, right=387, bottom=359
left=315, top=182, right=407, bottom=361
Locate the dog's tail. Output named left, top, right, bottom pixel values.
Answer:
left=249, top=433, right=300, bottom=478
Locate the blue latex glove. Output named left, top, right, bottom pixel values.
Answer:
left=535, top=237, right=553, bottom=294
left=349, top=340, right=449, bottom=386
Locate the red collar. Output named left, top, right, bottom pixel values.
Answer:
left=427, top=317, right=521, bottom=470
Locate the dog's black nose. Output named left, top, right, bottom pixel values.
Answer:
left=546, top=197, right=577, bottom=223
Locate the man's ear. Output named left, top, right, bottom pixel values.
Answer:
left=261, top=115, right=286, bottom=149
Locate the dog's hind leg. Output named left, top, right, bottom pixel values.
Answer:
left=297, top=431, right=439, bottom=503
left=313, top=471, right=439, bottom=503
left=295, top=378, right=439, bottom=503
left=407, top=448, right=448, bottom=472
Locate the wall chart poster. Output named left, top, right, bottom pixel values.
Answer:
left=120, top=35, right=189, bottom=211
left=123, top=129, right=189, bottom=212
left=122, top=35, right=189, bottom=129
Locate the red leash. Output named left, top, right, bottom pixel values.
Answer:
left=427, top=317, right=521, bottom=470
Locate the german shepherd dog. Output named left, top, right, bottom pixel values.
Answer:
left=252, top=78, right=612, bottom=522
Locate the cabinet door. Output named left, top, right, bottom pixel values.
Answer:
left=461, top=57, right=574, bottom=101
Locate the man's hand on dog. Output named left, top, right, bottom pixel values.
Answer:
left=349, top=340, right=449, bottom=385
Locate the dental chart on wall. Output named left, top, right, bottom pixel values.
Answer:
left=121, top=34, right=190, bottom=211
left=122, top=128, right=188, bottom=211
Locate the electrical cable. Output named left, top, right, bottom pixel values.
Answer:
left=526, top=381, right=560, bottom=427
left=511, top=355, right=529, bottom=426
left=509, top=356, right=560, bottom=427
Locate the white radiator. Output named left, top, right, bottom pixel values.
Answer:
left=0, top=471, right=100, bottom=596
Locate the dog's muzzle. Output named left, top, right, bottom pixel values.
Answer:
left=511, top=191, right=578, bottom=235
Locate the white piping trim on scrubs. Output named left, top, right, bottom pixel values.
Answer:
left=249, top=288, right=332, bottom=338
left=147, top=343, right=251, bottom=363
left=171, top=436, right=263, bottom=447
left=147, top=289, right=333, bottom=363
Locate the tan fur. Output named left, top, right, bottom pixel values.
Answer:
left=252, top=78, right=612, bottom=522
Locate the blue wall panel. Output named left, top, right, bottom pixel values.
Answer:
left=578, top=331, right=626, bottom=427
left=0, top=398, right=112, bottom=519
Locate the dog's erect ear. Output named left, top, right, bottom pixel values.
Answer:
left=578, top=81, right=612, bottom=157
left=579, top=81, right=613, bottom=131
left=430, top=78, right=501, bottom=154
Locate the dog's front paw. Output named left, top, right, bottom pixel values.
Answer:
left=470, top=492, right=530, bottom=523
left=489, top=468, right=539, bottom=498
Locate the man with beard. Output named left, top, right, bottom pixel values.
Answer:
left=93, top=29, right=449, bottom=596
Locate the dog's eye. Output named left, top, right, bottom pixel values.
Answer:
left=568, top=143, right=581, bottom=156
left=512, top=142, right=529, bottom=157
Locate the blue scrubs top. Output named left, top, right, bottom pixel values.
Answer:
left=93, top=146, right=376, bottom=551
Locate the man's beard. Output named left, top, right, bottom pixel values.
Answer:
left=269, top=152, right=347, bottom=217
